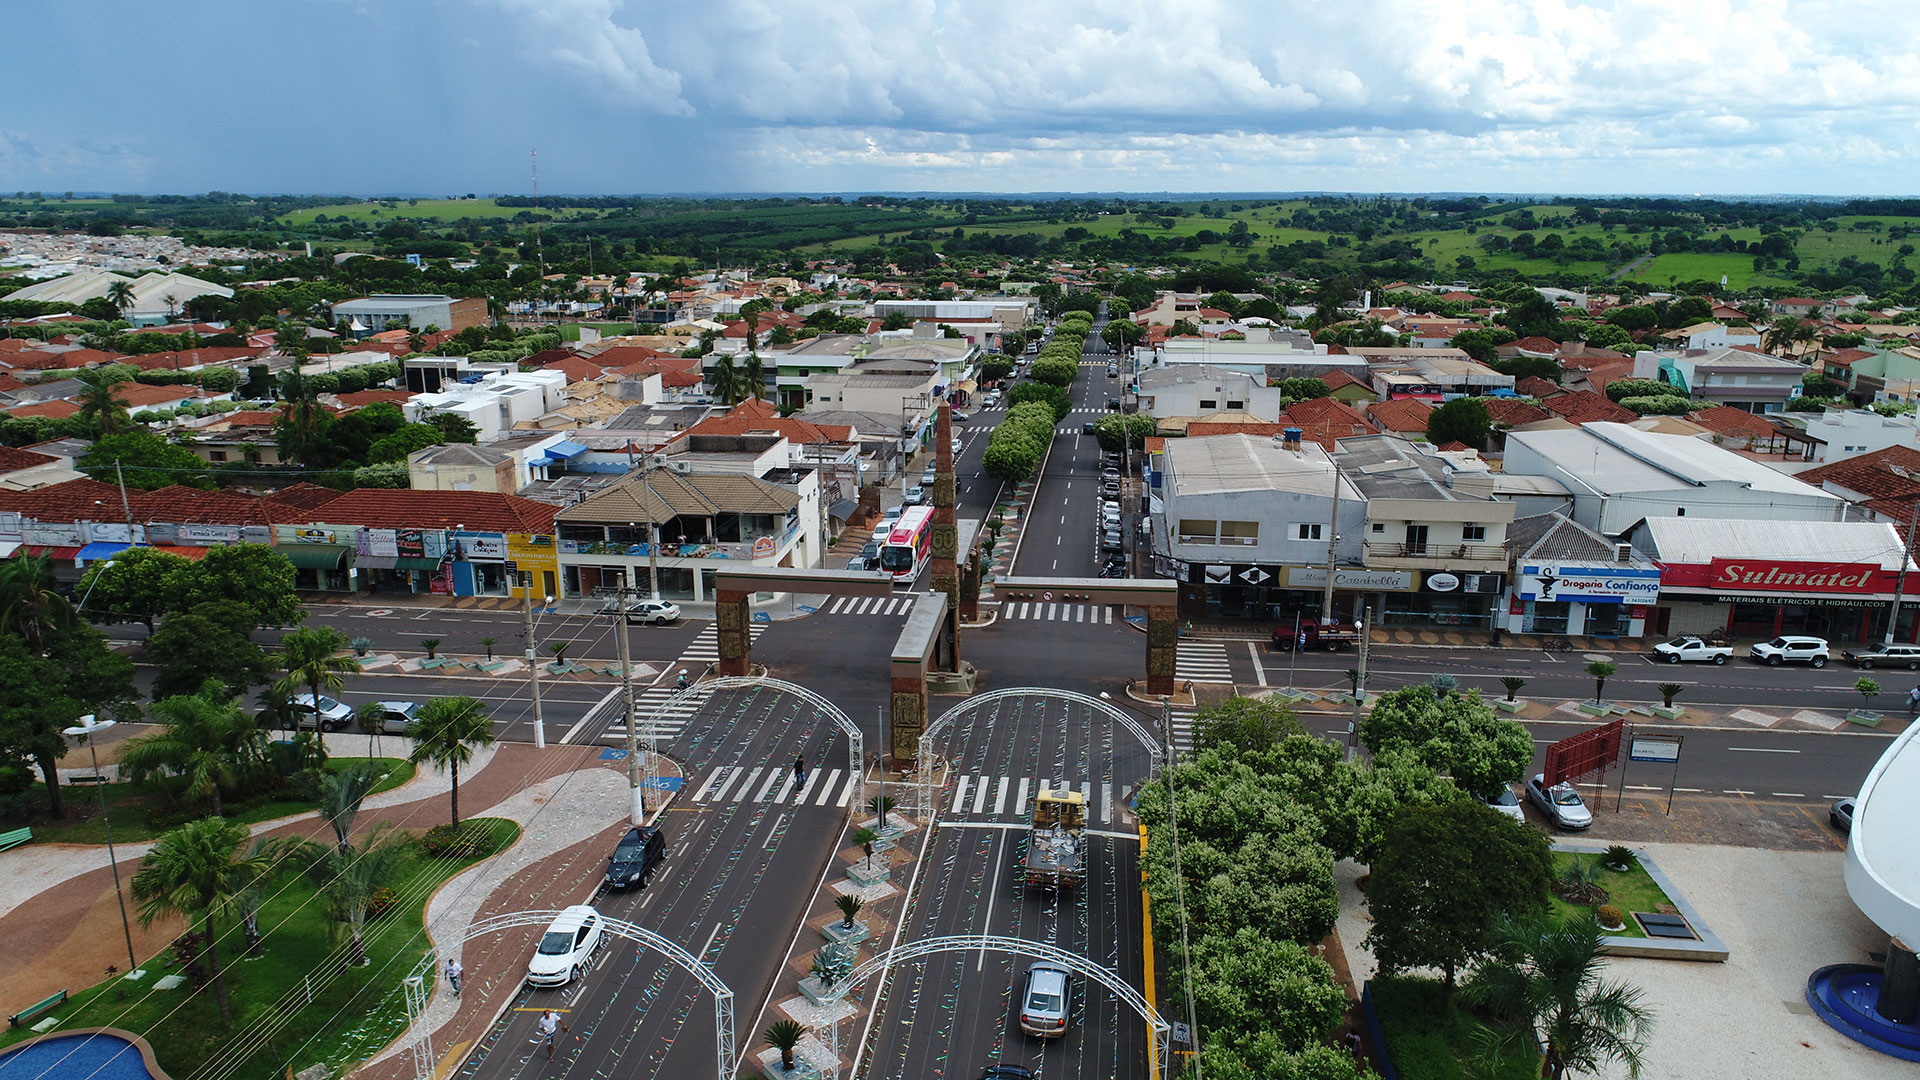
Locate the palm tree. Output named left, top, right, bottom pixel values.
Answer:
left=132, top=817, right=278, bottom=1028
left=1461, top=914, right=1654, bottom=1080
left=73, top=365, right=134, bottom=437
left=708, top=354, right=741, bottom=406
left=355, top=701, right=388, bottom=758
left=105, top=280, right=137, bottom=321
left=0, top=553, right=75, bottom=653
left=304, top=760, right=386, bottom=854
left=274, top=626, right=361, bottom=732
left=121, top=683, right=267, bottom=817
left=279, top=825, right=411, bottom=966
left=741, top=352, right=767, bottom=402
left=764, top=1020, right=804, bottom=1074
left=406, top=695, right=497, bottom=826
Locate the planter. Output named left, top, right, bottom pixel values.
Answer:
left=822, top=919, right=871, bottom=946
left=847, top=861, right=889, bottom=887
left=1577, top=702, right=1612, bottom=716
left=1598, top=917, right=1628, bottom=933
left=1652, top=705, right=1685, bottom=720
left=1848, top=709, right=1883, bottom=726
left=1494, top=698, right=1526, bottom=714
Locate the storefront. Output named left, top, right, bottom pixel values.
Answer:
left=1513, top=563, right=1662, bottom=638
left=505, top=533, right=560, bottom=600
left=447, top=531, right=510, bottom=596
left=275, top=525, right=353, bottom=591
left=1377, top=569, right=1509, bottom=629
left=355, top=528, right=451, bottom=595
left=1652, top=557, right=1916, bottom=645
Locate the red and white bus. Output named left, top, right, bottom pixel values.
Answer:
left=879, top=504, right=935, bottom=584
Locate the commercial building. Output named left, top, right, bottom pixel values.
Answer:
left=1633, top=346, right=1805, bottom=413
left=1135, top=365, right=1285, bottom=426
left=402, top=369, right=568, bottom=442
left=1510, top=512, right=1662, bottom=638
left=332, top=294, right=487, bottom=336
left=1142, top=329, right=1350, bottom=382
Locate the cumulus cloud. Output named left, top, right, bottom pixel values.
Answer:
left=488, top=0, right=690, bottom=114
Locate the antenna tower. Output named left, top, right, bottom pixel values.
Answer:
left=531, top=148, right=545, bottom=280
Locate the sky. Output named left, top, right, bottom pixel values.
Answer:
left=5, top=0, right=1920, bottom=198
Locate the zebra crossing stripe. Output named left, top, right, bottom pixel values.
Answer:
left=811, top=769, right=841, bottom=805
left=753, top=769, right=785, bottom=802
left=972, top=775, right=991, bottom=814
left=1014, top=777, right=1030, bottom=818
left=994, top=777, right=1011, bottom=815
left=951, top=775, right=971, bottom=814
left=693, top=767, right=729, bottom=801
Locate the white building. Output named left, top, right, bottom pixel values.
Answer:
left=404, top=369, right=568, bottom=442
left=1135, top=365, right=1285, bottom=425
left=1141, top=329, right=1349, bottom=382
left=1502, top=421, right=1846, bottom=537
left=1793, top=408, right=1920, bottom=464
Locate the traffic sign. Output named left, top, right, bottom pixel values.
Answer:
left=1042, top=590, right=1052, bottom=601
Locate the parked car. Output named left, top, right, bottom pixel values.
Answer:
left=1018, top=962, right=1074, bottom=1037
left=1100, top=480, right=1120, bottom=497
left=883, top=505, right=905, bottom=523
left=526, top=905, right=604, bottom=987
left=362, top=700, right=419, bottom=734
left=845, top=555, right=867, bottom=570
left=604, top=825, right=666, bottom=889
left=1831, top=796, right=1857, bottom=834
left=952, top=435, right=963, bottom=455
left=1652, top=636, right=1732, bottom=664
left=1843, top=643, right=1920, bottom=669
left=1483, top=785, right=1526, bottom=823
left=1106, top=398, right=1120, bottom=411
left=1749, top=635, right=1830, bottom=667
left=619, top=599, right=681, bottom=624
left=1525, top=774, right=1594, bottom=831
left=289, top=692, right=355, bottom=732
left=921, top=466, right=937, bottom=485
left=859, top=540, right=881, bottom=568
left=1101, top=528, right=1123, bottom=551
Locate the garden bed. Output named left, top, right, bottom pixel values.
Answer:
left=1547, top=851, right=1675, bottom=940
left=0, top=816, right=517, bottom=1078
left=1367, top=976, right=1539, bottom=1080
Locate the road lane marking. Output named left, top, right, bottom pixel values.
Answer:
left=972, top=774, right=991, bottom=814
left=936, top=820, right=1136, bottom=840
left=725, top=767, right=761, bottom=802
left=994, top=777, right=1011, bottom=816
left=1773, top=792, right=1805, bottom=798
left=698, top=921, right=723, bottom=958
left=1015, top=777, right=1030, bottom=817
left=1248, top=641, right=1267, bottom=686
left=692, top=768, right=730, bottom=801
left=752, top=769, right=784, bottom=801
left=951, top=774, right=972, bottom=813
left=1101, top=782, right=1113, bottom=822
left=766, top=813, right=785, bottom=847
left=771, top=772, right=796, bottom=802
left=811, top=769, right=842, bottom=805
left=1727, top=747, right=1800, bottom=753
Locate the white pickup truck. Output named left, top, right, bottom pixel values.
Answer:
left=1652, top=635, right=1732, bottom=664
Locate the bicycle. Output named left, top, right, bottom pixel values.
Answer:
left=1544, top=637, right=1575, bottom=653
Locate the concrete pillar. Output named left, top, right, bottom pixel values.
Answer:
left=1880, top=936, right=1920, bottom=1024
left=890, top=670, right=927, bottom=765
left=1146, top=603, right=1178, bottom=696
left=959, top=547, right=981, bottom=622
left=930, top=403, right=961, bottom=672
left=714, top=587, right=751, bottom=677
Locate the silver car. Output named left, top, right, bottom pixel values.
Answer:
left=1525, top=773, right=1594, bottom=831
left=1018, top=963, right=1073, bottom=1037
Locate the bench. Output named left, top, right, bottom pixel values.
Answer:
left=8, top=989, right=65, bottom=1028
left=0, top=827, right=30, bottom=852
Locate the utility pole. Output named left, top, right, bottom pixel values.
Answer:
left=114, top=459, right=136, bottom=533
left=524, top=587, right=546, bottom=749
left=1885, top=499, right=1920, bottom=645
left=1348, top=604, right=1372, bottom=761
left=618, top=578, right=643, bottom=824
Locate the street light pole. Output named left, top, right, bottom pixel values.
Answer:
left=523, top=589, right=547, bottom=748
left=64, top=715, right=137, bottom=974
left=1348, top=605, right=1372, bottom=761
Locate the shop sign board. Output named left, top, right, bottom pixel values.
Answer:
left=449, top=531, right=507, bottom=560
left=1520, top=564, right=1662, bottom=603
left=1284, top=566, right=1416, bottom=592
left=1658, top=557, right=1887, bottom=594
left=1423, top=571, right=1506, bottom=594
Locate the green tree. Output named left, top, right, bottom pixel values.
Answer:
left=1619, top=395, right=1693, bottom=416
left=1425, top=397, right=1492, bottom=448
left=764, top=1020, right=805, bottom=1073
left=79, top=431, right=213, bottom=489
left=1586, top=659, right=1618, bottom=704
left=1603, top=378, right=1673, bottom=403
left=1449, top=326, right=1519, bottom=365
left=303, top=760, right=388, bottom=855
left=1461, top=914, right=1655, bottom=1080
left=406, top=695, right=497, bottom=825
left=0, top=553, right=76, bottom=653
left=1357, top=685, right=1532, bottom=800
left=1029, top=356, right=1079, bottom=386
left=131, top=817, right=279, bottom=1028
left=979, top=354, right=1015, bottom=382
left=1101, top=318, right=1145, bottom=351
left=279, top=824, right=412, bottom=967
left=105, top=280, right=137, bottom=320
left=72, top=364, right=139, bottom=438
left=741, top=352, right=767, bottom=402
left=706, top=354, right=741, bottom=406
left=429, top=412, right=480, bottom=444
left=1192, top=695, right=1305, bottom=756
left=0, top=622, right=135, bottom=815
left=146, top=603, right=275, bottom=698
left=1092, top=412, right=1155, bottom=455
left=172, top=544, right=302, bottom=628
left=1365, top=799, right=1553, bottom=998
left=274, top=626, right=361, bottom=729
left=121, top=682, right=268, bottom=817
left=366, top=422, right=444, bottom=464
left=75, top=546, right=192, bottom=629
left=1191, top=927, right=1348, bottom=1053
left=1278, top=377, right=1331, bottom=401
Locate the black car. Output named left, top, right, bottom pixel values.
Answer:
left=859, top=540, right=881, bottom=568
left=1082, top=421, right=1097, bottom=434
left=604, top=825, right=666, bottom=889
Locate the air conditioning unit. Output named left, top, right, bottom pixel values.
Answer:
left=669, top=460, right=693, bottom=474
left=1614, top=542, right=1633, bottom=563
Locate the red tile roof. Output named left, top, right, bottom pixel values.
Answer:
left=1366, top=397, right=1433, bottom=433
left=0, top=479, right=132, bottom=517
left=259, top=483, right=347, bottom=513
left=1542, top=389, right=1636, bottom=425
left=133, top=485, right=273, bottom=525
left=1316, top=369, right=1371, bottom=393
left=1435, top=441, right=1471, bottom=452
left=1797, top=445, right=1920, bottom=501
left=126, top=347, right=260, bottom=371
left=6, top=399, right=80, bottom=419
left=1185, top=420, right=1289, bottom=437
left=1821, top=347, right=1874, bottom=369
left=1686, top=405, right=1778, bottom=439
left=1481, top=399, right=1553, bottom=427
left=217, top=410, right=284, bottom=428
left=310, top=489, right=558, bottom=533
left=540, top=355, right=609, bottom=384
left=1515, top=376, right=1563, bottom=398
left=334, top=389, right=415, bottom=408
left=1280, top=397, right=1378, bottom=448
left=1509, top=336, right=1561, bottom=354
left=0, top=446, right=57, bottom=472
left=115, top=382, right=210, bottom=408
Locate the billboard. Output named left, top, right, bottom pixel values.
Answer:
left=1543, top=718, right=1623, bottom=788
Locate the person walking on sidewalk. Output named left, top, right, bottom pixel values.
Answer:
left=1908, top=685, right=1919, bottom=715
left=445, top=957, right=462, bottom=998
left=538, top=1010, right=567, bottom=1061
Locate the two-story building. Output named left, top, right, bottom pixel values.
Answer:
left=1135, top=365, right=1285, bottom=428
left=403, top=369, right=568, bottom=442
left=1634, top=347, right=1805, bottom=413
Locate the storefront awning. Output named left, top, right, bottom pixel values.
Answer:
left=154, top=545, right=211, bottom=561
left=547, top=441, right=589, bottom=459
left=280, top=544, right=351, bottom=570
left=392, top=556, right=443, bottom=571
left=20, top=546, right=81, bottom=561
left=75, top=542, right=133, bottom=563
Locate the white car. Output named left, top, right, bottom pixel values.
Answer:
left=526, top=905, right=603, bottom=987
left=625, top=599, right=680, bottom=625
left=289, top=692, right=355, bottom=732
left=363, top=700, right=419, bottom=734
left=1749, top=635, right=1829, bottom=667
left=1525, top=774, right=1594, bottom=831
left=1483, top=785, right=1526, bottom=823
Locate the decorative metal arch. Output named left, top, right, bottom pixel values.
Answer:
left=817, top=934, right=1169, bottom=1080
left=914, top=687, right=1163, bottom=817
left=401, top=910, right=737, bottom=1080
left=655, top=675, right=866, bottom=814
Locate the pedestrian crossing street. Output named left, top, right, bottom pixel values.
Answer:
left=996, top=601, right=1116, bottom=624
left=685, top=764, right=860, bottom=808
left=600, top=623, right=764, bottom=744
left=1176, top=641, right=1233, bottom=684
left=821, top=594, right=919, bottom=617
left=944, top=775, right=1129, bottom=826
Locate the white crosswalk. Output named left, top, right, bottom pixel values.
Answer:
left=821, top=595, right=919, bottom=617
left=686, top=764, right=859, bottom=808
left=1175, top=641, right=1234, bottom=684
left=1167, top=708, right=1198, bottom=754
left=941, top=776, right=1128, bottom=825
left=600, top=623, right=764, bottom=744
left=995, top=602, right=1116, bottom=624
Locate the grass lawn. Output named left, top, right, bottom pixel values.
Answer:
left=1369, top=975, right=1540, bottom=1080
left=1548, top=851, right=1674, bottom=939
left=0, top=817, right=520, bottom=1079
left=556, top=321, right=653, bottom=341
left=21, top=758, right=416, bottom=845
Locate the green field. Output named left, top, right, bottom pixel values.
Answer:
left=281, top=197, right=605, bottom=225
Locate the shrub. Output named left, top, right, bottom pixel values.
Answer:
left=1596, top=904, right=1625, bottom=930
left=1602, top=845, right=1637, bottom=871
left=420, top=821, right=506, bottom=859
left=1553, top=856, right=1610, bottom=906
left=367, top=886, right=399, bottom=920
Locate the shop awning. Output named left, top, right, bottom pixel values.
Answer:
left=392, top=556, right=443, bottom=571
left=547, top=441, right=588, bottom=460
left=75, top=542, right=132, bottom=563
left=280, top=544, right=351, bottom=570
left=21, top=546, right=81, bottom=561
left=154, top=545, right=211, bottom=561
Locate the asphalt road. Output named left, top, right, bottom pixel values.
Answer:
left=461, top=682, right=852, bottom=1080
